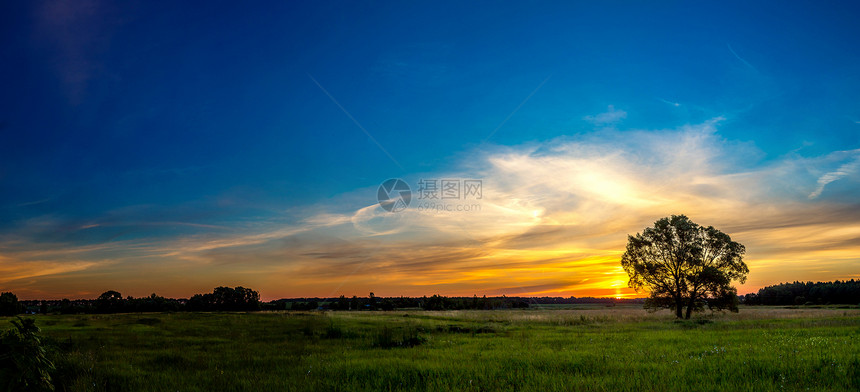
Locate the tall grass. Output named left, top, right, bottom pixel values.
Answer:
left=1, top=306, right=857, bottom=391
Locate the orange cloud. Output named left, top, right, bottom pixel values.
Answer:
left=3, top=119, right=860, bottom=300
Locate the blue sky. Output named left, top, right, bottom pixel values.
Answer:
left=1, top=1, right=859, bottom=299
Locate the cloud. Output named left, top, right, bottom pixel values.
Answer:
left=808, top=150, right=860, bottom=199
left=3, top=118, right=860, bottom=299
left=314, top=119, right=860, bottom=297
left=584, top=105, right=627, bottom=126
left=658, top=98, right=681, bottom=107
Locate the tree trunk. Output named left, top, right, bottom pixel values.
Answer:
left=674, top=296, right=684, bottom=319
left=684, top=296, right=696, bottom=319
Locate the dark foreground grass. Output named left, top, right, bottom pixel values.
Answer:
left=5, top=307, right=860, bottom=391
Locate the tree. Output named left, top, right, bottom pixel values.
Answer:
left=0, top=292, right=23, bottom=316
left=193, top=286, right=260, bottom=311
left=96, top=290, right=124, bottom=313
left=368, top=292, right=377, bottom=310
left=621, top=215, right=748, bottom=319
left=186, top=293, right=212, bottom=311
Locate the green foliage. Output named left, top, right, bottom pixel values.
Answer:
left=0, top=318, right=55, bottom=392
left=622, top=215, right=748, bottom=318
left=20, top=308, right=860, bottom=391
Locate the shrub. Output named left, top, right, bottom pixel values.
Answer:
left=0, top=318, right=56, bottom=391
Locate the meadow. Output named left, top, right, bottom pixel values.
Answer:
left=6, top=306, right=860, bottom=391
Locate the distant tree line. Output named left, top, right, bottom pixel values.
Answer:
left=425, top=294, right=530, bottom=310
left=281, top=294, right=644, bottom=311
left=743, top=280, right=860, bottom=305
left=5, top=287, right=260, bottom=315
left=522, top=296, right=646, bottom=305
left=276, top=294, right=530, bottom=311
left=9, top=280, right=858, bottom=316
left=5, top=290, right=645, bottom=315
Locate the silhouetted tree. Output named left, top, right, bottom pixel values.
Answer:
left=743, top=293, right=760, bottom=305
left=369, top=292, right=377, bottom=309
left=0, top=292, right=22, bottom=316
left=187, top=287, right=260, bottom=311
left=621, top=215, right=748, bottom=319
left=186, top=293, right=212, bottom=311
left=95, top=291, right=124, bottom=313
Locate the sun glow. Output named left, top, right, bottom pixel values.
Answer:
left=3, top=120, right=860, bottom=300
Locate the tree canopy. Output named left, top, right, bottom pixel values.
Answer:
left=95, top=290, right=124, bottom=313
left=186, top=286, right=260, bottom=311
left=621, top=215, right=748, bottom=319
left=744, top=280, right=860, bottom=305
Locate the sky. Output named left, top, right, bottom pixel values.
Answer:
left=1, top=1, right=859, bottom=300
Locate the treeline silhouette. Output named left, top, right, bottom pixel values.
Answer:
left=743, top=280, right=860, bottom=305
left=7, top=286, right=260, bottom=315
left=10, top=280, right=858, bottom=315
left=7, top=288, right=644, bottom=315
left=299, top=294, right=531, bottom=311
left=285, top=295, right=643, bottom=311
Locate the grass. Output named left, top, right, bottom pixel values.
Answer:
left=4, top=306, right=859, bottom=391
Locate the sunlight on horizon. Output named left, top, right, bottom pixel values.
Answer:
left=1, top=2, right=859, bottom=301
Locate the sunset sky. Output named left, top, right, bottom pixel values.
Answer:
left=1, top=1, right=859, bottom=300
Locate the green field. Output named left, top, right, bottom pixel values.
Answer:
left=6, top=306, right=860, bottom=391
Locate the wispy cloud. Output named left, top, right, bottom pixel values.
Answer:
left=584, top=105, right=627, bottom=126
left=3, top=117, right=859, bottom=299
left=658, top=98, right=681, bottom=107
left=808, top=150, right=860, bottom=199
